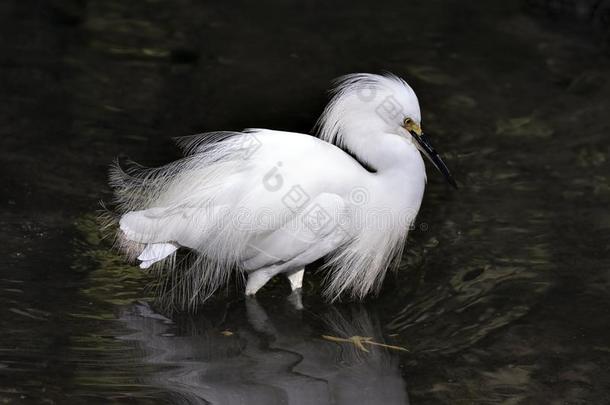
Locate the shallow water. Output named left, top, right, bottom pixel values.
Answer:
left=1, top=0, right=609, bottom=404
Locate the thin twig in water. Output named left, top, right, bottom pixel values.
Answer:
left=321, top=335, right=409, bottom=352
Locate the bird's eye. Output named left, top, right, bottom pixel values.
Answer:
left=403, top=117, right=422, bottom=136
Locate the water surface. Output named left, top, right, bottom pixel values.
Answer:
left=1, top=0, right=609, bottom=403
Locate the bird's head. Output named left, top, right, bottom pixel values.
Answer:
left=316, top=73, right=457, bottom=188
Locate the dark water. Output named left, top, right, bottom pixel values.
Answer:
left=1, top=0, right=609, bottom=403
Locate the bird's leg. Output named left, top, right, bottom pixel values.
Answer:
left=245, top=268, right=277, bottom=296
left=287, top=289, right=304, bottom=310
left=285, top=268, right=305, bottom=291
left=285, top=269, right=305, bottom=310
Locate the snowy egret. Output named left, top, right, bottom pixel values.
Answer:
left=107, top=73, right=456, bottom=307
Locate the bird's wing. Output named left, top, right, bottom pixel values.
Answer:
left=241, top=192, right=350, bottom=270
left=118, top=129, right=364, bottom=265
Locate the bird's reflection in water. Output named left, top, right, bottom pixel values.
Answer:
left=119, top=298, right=409, bottom=405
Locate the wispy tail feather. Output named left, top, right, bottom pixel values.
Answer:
left=103, top=131, right=255, bottom=309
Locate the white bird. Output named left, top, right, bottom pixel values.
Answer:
left=106, top=73, right=456, bottom=308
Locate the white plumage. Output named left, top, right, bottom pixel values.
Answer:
left=106, top=73, right=456, bottom=308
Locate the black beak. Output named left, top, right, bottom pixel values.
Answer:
left=411, top=132, right=458, bottom=189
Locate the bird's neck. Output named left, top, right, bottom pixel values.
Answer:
left=343, top=131, right=427, bottom=222
left=343, top=132, right=422, bottom=174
